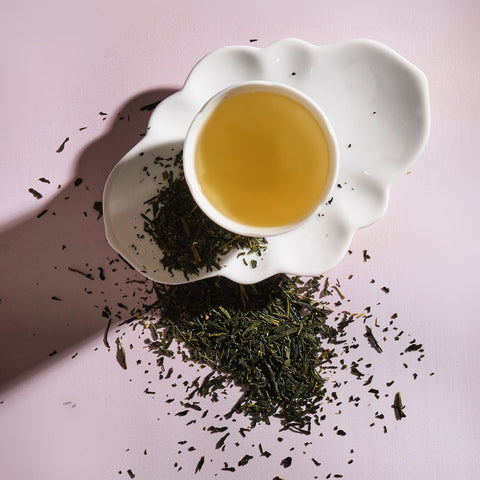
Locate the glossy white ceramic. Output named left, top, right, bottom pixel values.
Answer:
left=103, top=38, right=430, bottom=285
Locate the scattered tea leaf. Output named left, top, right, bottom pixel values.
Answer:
left=238, top=454, right=253, bottom=467
left=56, top=137, right=69, bottom=153
left=259, top=443, right=271, bottom=458
left=115, top=337, right=127, bottom=369
left=365, top=325, right=383, bottom=353
left=393, top=392, right=406, bottom=420
left=68, top=267, right=94, bottom=280
left=216, top=433, right=230, bottom=450
left=28, top=188, right=43, bottom=199
left=405, top=343, right=423, bottom=353
left=103, top=318, right=111, bottom=349
left=195, top=455, right=205, bottom=473
left=140, top=101, right=161, bottom=111
left=93, top=201, right=103, bottom=218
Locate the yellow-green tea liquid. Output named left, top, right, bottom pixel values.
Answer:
left=195, top=90, right=330, bottom=227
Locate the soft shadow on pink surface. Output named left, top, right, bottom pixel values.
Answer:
left=0, top=88, right=178, bottom=389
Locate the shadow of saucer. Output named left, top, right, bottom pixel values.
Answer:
left=0, top=88, right=178, bottom=390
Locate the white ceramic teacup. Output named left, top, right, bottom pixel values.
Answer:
left=183, top=81, right=339, bottom=237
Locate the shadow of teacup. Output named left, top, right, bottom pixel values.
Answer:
left=0, top=88, right=178, bottom=389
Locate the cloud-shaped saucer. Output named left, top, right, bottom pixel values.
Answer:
left=103, top=38, right=430, bottom=284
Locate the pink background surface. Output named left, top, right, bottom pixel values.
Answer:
left=1, top=1, right=479, bottom=479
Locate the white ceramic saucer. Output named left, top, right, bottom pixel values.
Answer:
left=103, top=38, right=430, bottom=285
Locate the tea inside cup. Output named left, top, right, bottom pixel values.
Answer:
left=183, top=81, right=339, bottom=237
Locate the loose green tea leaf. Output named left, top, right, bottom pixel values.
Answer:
left=182, top=402, right=201, bottom=411
left=393, top=392, right=406, bottom=420
left=98, top=267, right=106, bottom=281
left=103, top=318, right=111, bottom=349
left=238, top=454, right=253, bottom=467
left=56, top=137, right=69, bottom=153
left=195, top=455, right=205, bottom=473
left=258, top=443, right=271, bottom=458
left=28, top=188, right=43, bottom=199
left=215, top=433, right=229, bottom=450
left=363, top=375, right=373, bottom=386
left=280, top=456, right=292, bottom=468
left=405, top=343, right=423, bottom=353
left=140, top=101, right=161, bottom=111
left=364, top=325, right=383, bottom=353
left=207, top=426, right=228, bottom=434
left=115, top=337, right=127, bottom=370
left=93, top=201, right=103, bottom=218
left=68, top=267, right=94, bottom=280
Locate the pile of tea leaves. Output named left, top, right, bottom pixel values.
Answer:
left=24, top=102, right=429, bottom=478
left=140, top=274, right=356, bottom=434
left=142, top=151, right=267, bottom=280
